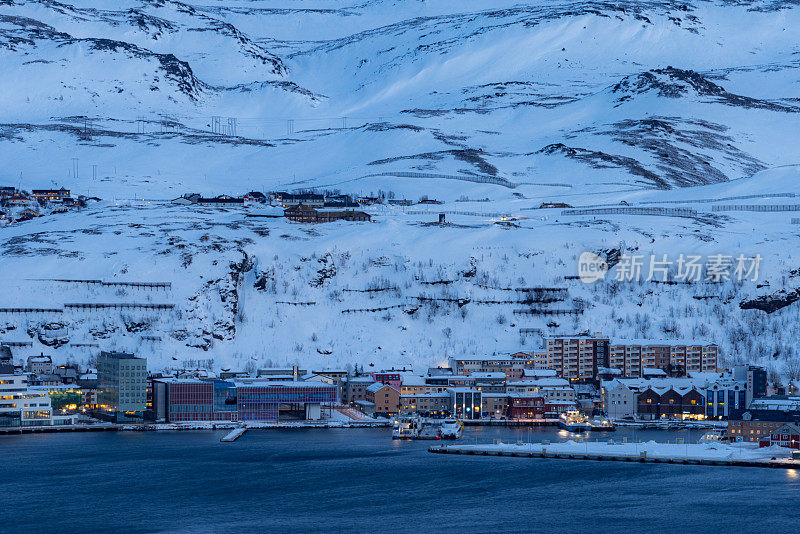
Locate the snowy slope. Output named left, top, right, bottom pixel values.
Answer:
left=0, top=0, right=799, bottom=378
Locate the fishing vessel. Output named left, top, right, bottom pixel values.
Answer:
left=558, top=410, right=591, bottom=432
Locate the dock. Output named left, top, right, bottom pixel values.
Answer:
left=220, top=427, right=247, bottom=442
left=427, top=441, right=800, bottom=469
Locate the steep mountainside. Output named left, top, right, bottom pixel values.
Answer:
left=0, top=0, right=799, bottom=378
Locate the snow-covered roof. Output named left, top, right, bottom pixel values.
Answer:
left=470, top=372, right=507, bottom=379
left=366, top=382, right=387, bottom=393
left=400, top=375, right=427, bottom=387
left=346, top=376, right=375, bottom=383
left=400, top=392, right=449, bottom=399
left=507, top=378, right=571, bottom=388
left=522, top=368, right=558, bottom=378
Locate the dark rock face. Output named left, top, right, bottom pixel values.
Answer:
left=740, top=289, right=800, bottom=313
left=612, top=67, right=799, bottom=112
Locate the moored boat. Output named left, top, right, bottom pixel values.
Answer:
left=392, top=415, right=421, bottom=439
left=558, top=410, right=591, bottom=432
left=589, top=417, right=616, bottom=431
left=439, top=418, right=463, bottom=439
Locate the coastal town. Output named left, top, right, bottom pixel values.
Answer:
left=3, top=333, right=799, bottom=451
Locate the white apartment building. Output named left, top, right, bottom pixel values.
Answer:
left=0, top=374, right=53, bottom=428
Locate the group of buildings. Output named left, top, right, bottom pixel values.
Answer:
left=0, top=186, right=89, bottom=226
left=4, top=331, right=800, bottom=448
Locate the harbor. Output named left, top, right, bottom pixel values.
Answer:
left=2, top=426, right=798, bottom=533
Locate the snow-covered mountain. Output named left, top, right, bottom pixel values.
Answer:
left=1, top=0, right=799, bottom=379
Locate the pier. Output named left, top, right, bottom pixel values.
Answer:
left=220, top=427, right=247, bottom=442
left=427, top=441, right=800, bottom=469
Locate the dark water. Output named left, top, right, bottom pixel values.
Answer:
left=1, top=426, right=798, bottom=533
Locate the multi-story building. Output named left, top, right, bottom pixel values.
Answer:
left=508, top=395, right=546, bottom=419
left=481, top=393, right=509, bottom=419
left=471, top=372, right=507, bottom=393
left=371, top=371, right=403, bottom=388
left=152, top=378, right=238, bottom=423
left=26, top=354, right=53, bottom=375
left=365, top=383, right=400, bottom=416
left=543, top=334, right=610, bottom=381
left=0, top=374, right=54, bottom=427
left=704, top=379, right=748, bottom=419
left=636, top=386, right=705, bottom=420
left=506, top=377, right=575, bottom=405
left=728, top=420, right=787, bottom=443
left=236, top=380, right=337, bottom=421
left=343, top=376, right=375, bottom=404
left=449, top=388, right=482, bottom=420
left=449, top=357, right=528, bottom=378
left=399, top=392, right=450, bottom=415
left=608, top=342, right=718, bottom=378
left=758, top=424, right=800, bottom=449
left=97, top=351, right=147, bottom=423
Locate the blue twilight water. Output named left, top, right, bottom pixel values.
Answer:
left=1, top=426, right=797, bottom=533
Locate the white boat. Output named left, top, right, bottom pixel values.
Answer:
left=589, top=417, right=616, bottom=431
left=392, top=415, right=421, bottom=439
left=557, top=410, right=591, bottom=432
left=699, top=428, right=726, bottom=443
left=439, top=418, right=463, bottom=439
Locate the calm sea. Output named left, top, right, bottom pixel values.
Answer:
left=1, top=426, right=797, bottom=533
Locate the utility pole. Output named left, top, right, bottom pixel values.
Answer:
left=227, top=117, right=237, bottom=137
left=92, top=164, right=97, bottom=182
left=72, top=158, right=79, bottom=181
left=211, top=116, right=221, bottom=135
left=342, top=116, right=347, bottom=129
left=287, top=119, right=294, bottom=135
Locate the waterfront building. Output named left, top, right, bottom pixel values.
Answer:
left=603, top=381, right=637, bottom=419
left=704, top=379, right=748, bottom=419
left=0, top=374, right=65, bottom=427
left=365, top=383, right=400, bottom=416
left=481, top=393, right=509, bottom=419
left=448, top=387, right=482, bottom=419
left=236, top=380, right=338, bottom=422
left=508, top=395, right=546, bottom=419
left=758, top=423, right=800, bottom=449
left=399, top=392, right=450, bottom=415
left=152, top=378, right=238, bottom=423
left=636, top=387, right=705, bottom=420
left=399, top=375, right=427, bottom=395
left=343, top=376, right=375, bottom=404
left=506, top=377, right=575, bottom=405
left=97, top=351, right=147, bottom=423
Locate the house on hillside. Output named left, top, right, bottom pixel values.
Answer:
left=245, top=191, right=267, bottom=203
left=197, top=195, right=245, bottom=207
left=31, top=188, right=70, bottom=201
left=284, top=204, right=370, bottom=223
left=274, top=192, right=324, bottom=207
left=357, top=196, right=382, bottom=206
